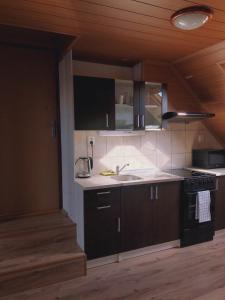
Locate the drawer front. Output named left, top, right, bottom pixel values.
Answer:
left=84, top=188, right=121, bottom=260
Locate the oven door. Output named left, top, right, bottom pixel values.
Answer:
left=182, top=189, right=216, bottom=228
left=181, top=189, right=216, bottom=247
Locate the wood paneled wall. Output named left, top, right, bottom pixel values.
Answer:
left=134, top=61, right=203, bottom=112
left=0, top=44, right=61, bottom=220
left=174, top=41, right=225, bottom=145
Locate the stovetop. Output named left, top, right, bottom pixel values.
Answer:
left=167, top=169, right=215, bottom=179
left=167, top=169, right=216, bottom=191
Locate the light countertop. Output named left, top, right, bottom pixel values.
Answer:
left=75, top=170, right=184, bottom=190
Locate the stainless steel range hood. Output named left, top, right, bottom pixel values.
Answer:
left=162, top=112, right=215, bottom=123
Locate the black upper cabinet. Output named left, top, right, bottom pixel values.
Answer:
left=133, top=81, right=145, bottom=130
left=74, top=76, right=115, bottom=130
left=133, top=81, right=168, bottom=130
left=74, top=76, right=168, bottom=130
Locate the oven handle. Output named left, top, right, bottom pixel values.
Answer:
left=186, top=189, right=217, bottom=195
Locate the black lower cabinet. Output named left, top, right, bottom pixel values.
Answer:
left=215, top=176, right=225, bottom=230
left=84, top=188, right=121, bottom=260
left=121, top=184, right=154, bottom=252
left=84, top=182, right=180, bottom=259
left=121, top=182, right=180, bottom=252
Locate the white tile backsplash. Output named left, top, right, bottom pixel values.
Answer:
left=171, top=131, right=186, bottom=154
left=74, top=123, right=223, bottom=175
left=172, top=153, right=186, bottom=169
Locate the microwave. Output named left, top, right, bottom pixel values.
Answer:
left=192, top=149, right=225, bottom=169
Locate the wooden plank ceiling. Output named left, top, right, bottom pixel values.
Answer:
left=0, top=0, right=224, bottom=64
left=175, top=41, right=225, bottom=145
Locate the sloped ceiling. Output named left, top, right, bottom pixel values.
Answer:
left=174, top=41, right=225, bottom=145
left=0, top=1, right=225, bottom=64
left=0, top=1, right=225, bottom=144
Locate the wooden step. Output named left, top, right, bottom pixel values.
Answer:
left=0, top=212, right=86, bottom=297
left=0, top=212, right=75, bottom=238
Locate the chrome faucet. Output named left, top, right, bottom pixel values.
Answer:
left=116, top=163, right=130, bottom=175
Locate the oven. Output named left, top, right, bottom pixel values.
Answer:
left=167, top=169, right=217, bottom=247
left=180, top=174, right=217, bottom=247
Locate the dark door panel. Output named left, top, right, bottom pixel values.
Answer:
left=153, top=182, right=180, bottom=245
left=121, top=184, right=154, bottom=251
left=74, top=76, right=115, bottom=130
left=215, top=176, right=225, bottom=230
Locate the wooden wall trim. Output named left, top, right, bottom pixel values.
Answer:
left=73, top=60, right=133, bottom=80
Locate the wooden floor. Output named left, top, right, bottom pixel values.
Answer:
left=2, top=230, right=225, bottom=300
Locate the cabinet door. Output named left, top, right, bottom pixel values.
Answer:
left=74, top=76, right=115, bottom=130
left=141, top=82, right=168, bottom=130
left=84, top=188, right=120, bottom=260
left=133, top=81, right=145, bottom=130
left=115, top=79, right=134, bottom=130
left=215, top=176, right=225, bottom=230
left=121, top=184, right=154, bottom=252
left=152, top=182, right=180, bottom=245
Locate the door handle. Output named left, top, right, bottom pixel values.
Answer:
left=97, top=205, right=111, bottom=210
left=117, top=217, right=121, bottom=233
left=97, top=191, right=111, bottom=195
left=155, top=186, right=158, bottom=200
left=137, top=114, right=140, bottom=128
left=150, top=186, right=154, bottom=200
left=141, top=114, right=145, bottom=128
left=106, top=113, right=109, bottom=128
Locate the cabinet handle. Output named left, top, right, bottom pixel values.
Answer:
left=137, top=114, right=140, bottom=128
left=106, top=113, right=109, bottom=128
left=155, top=186, right=158, bottom=200
left=150, top=186, right=154, bottom=200
left=141, top=114, right=145, bottom=128
left=216, top=179, right=218, bottom=191
left=97, top=205, right=111, bottom=210
left=117, top=217, right=121, bottom=233
left=97, top=191, right=111, bottom=195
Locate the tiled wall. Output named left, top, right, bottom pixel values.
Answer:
left=74, top=122, right=222, bottom=175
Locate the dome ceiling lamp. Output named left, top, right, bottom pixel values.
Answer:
left=171, top=6, right=213, bottom=30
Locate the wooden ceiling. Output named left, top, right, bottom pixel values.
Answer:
left=175, top=40, right=225, bottom=145
left=0, top=0, right=225, bottom=64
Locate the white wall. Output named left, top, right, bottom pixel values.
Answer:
left=74, top=122, right=222, bottom=175
left=59, top=51, right=75, bottom=213
left=73, top=60, right=223, bottom=175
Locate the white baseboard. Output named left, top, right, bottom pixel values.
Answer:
left=87, top=240, right=180, bottom=269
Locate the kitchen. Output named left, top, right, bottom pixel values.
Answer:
left=1, top=1, right=225, bottom=300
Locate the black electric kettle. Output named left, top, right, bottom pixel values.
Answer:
left=75, top=157, right=93, bottom=178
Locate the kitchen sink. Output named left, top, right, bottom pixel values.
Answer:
left=111, top=174, right=142, bottom=181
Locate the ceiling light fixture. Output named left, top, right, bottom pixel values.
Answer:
left=171, top=6, right=213, bottom=30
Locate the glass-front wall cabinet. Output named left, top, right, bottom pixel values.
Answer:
left=115, top=79, right=134, bottom=130
left=144, top=82, right=166, bottom=130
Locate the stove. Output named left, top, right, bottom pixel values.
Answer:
left=168, top=169, right=217, bottom=247
left=169, top=169, right=216, bottom=192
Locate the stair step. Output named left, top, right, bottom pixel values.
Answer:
left=0, top=212, right=86, bottom=297
left=0, top=212, right=74, bottom=238
left=0, top=229, right=76, bottom=260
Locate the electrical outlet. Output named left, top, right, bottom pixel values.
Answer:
left=88, top=136, right=95, bottom=145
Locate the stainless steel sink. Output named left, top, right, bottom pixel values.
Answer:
left=111, top=174, right=142, bottom=181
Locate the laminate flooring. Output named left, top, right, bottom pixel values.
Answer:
left=3, top=231, right=225, bottom=300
